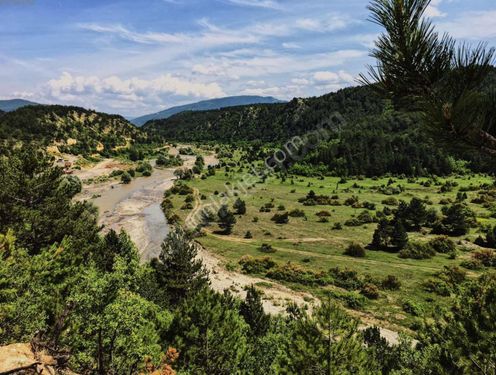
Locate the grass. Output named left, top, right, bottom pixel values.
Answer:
left=167, top=160, right=495, bottom=330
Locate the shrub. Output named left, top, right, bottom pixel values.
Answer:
left=238, top=255, right=275, bottom=274
left=344, top=243, right=366, bottom=258
left=315, top=210, right=332, bottom=217
left=271, top=212, right=289, bottom=224
left=399, top=242, right=436, bottom=259
left=318, top=217, right=329, bottom=223
left=328, top=291, right=366, bottom=310
left=440, top=265, right=467, bottom=284
left=120, top=171, right=132, bottom=184
left=428, top=236, right=456, bottom=253
left=402, top=300, right=424, bottom=316
left=381, top=275, right=401, bottom=290
left=244, top=231, right=253, bottom=239
left=329, top=267, right=363, bottom=290
left=332, top=222, right=343, bottom=230
left=423, top=279, right=451, bottom=296
left=382, top=197, right=399, bottom=206
left=472, top=249, right=496, bottom=267
left=259, top=243, right=276, bottom=253
left=289, top=209, right=306, bottom=218
left=360, top=283, right=380, bottom=299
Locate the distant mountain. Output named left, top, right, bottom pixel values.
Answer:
left=131, top=95, right=285, bottom=126
left=0, top=99, right=39, bottom=112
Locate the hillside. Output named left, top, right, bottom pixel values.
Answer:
left=144, top=87, right=461, bottom=175
left=132, top=95, right=285, bottom=126
left=0, top=105, right=149, bottom=156
left=0, top=98, right=39, bottom=112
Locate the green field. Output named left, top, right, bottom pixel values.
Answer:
left=166, top=151, right=496, bottom=331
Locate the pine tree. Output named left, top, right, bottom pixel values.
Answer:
left=217, top=204, right=237, bottom=234
left=371, top=219, right=390, bottom=250
left=240, top=285, right=270, bottom=337
left=391, top=218, right=409, bottom=250
left=233, top=198, right=247, bottom=215
left=152, top=226, right=209, bottom=305
left=285, top=300, right=373, bottom=373
left=171, top=289, right=248, bottom=374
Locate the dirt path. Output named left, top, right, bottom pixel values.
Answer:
left=197, top=245, right=316, bottom=314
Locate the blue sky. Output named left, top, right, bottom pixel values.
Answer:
left=1, top=0, right=495, bottom=117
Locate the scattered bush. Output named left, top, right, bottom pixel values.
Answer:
left=360, top=283, right=380, bottom=299
left=381, top=275, right=401, bottom=290
left=259, top=243, right=276, bottom=253
left=344, top=243, right=366, bottom=258
left=238, top=255, right=275, bottom=274
left=289, top=209, right=306, bottom=218
left=428, top=236, right=456, bottom=254
left=398, top=242, right=436, bottom=259
left=271, top=212, right=289, bottom=224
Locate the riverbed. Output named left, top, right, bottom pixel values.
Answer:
left=76, top=155, right=196, bottom=260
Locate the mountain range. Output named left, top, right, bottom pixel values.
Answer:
left=0, top=99, right=39, bottom=112
left=131, top=95, right=285, bottom=126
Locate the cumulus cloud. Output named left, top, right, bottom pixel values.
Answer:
left=45, top=72, right=225, bottom=110
left=313, top=70, right=355, bottom=84
left=425, top=0, right=446, bottom=18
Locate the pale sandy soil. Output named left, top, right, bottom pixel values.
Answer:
left=197, top=245, right=316, bottom=314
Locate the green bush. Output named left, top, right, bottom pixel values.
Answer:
left=360, top=283, right=380, bottom=299
left=344, top=243, right=366, bottom=258
left=238, top=255, right=276, bottom=274
left=381, top=275, right=401, bottom=290
left=428, top=236, right=457, bottom=253
left=271, top=212, right=289, bottom=224
left=399, top=242, right=436, bottom=259
left=259, top=243, right=276, bottom=253
left=402, top=300, right=424, bottom=316
left=120, top=171, right=132, bottom=184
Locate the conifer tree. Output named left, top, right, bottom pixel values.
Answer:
left=285, top=300, right=373, bottom=373
left=152, top=226, right=209, bottom=305
left=217, top=204, right=237, bottom=234
left=240, top=285, right=270, bottom=337
left=233, top=198, right=247, bottom=215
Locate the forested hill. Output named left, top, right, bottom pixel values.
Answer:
left=132, top=95, right=285, bottom=126
left=0, top=105, right=149, bottom=156
left=144, top=86, right=383, bottom=142
left=144, top=84, right=495, bottom=176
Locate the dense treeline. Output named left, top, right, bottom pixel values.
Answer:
left=144, top=86, right=384, bottom=142
left=0, top=105, right=156, bottom=157
left=1, top=146, right=496, bottom=374
left=145, top=74, right=496, bottom=176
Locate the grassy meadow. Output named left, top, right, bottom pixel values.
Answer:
left=166, top=151, right=496, bottom=330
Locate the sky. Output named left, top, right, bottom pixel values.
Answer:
left=1, top=0, right=495, bottom=118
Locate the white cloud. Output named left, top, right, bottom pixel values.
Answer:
left=188, top=49, right=366, bottom=80
left=425, top=0, right=446, bottom=18
left=282, top=42, right=301, bottom=49
left=313, top=70, right=355, bottom=84
left=225, top=0, right=282, bottom=10
left=295, top=14, right=351, bottom=32
left=438, top=10, right=496, bottom=39
left=291, top=78, right=310, bottom=85
left=45, top=72, right=225, bottom=110
left=79, top=21, right=260, bottom=48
